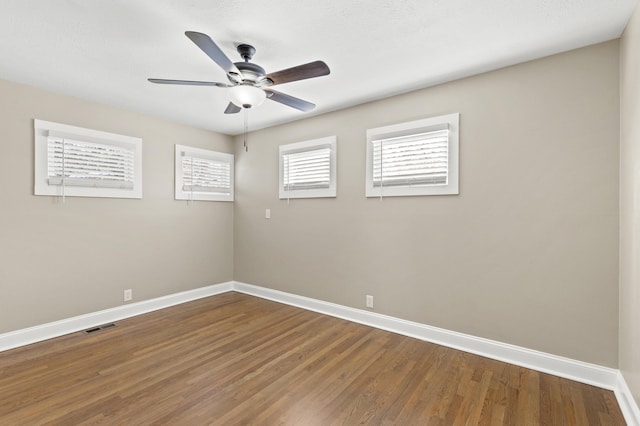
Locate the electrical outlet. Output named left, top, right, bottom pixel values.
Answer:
left=366, top=294, right=374, bottom=308
left=124, top=289, right=133, bottom=302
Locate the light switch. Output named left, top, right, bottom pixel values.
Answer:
left=265, top=209, right=271, bottom=219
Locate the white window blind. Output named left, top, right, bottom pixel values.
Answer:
left=175, top=145, right=234, bottom=202
left=372, top=129, right=449, bottom=188
left=47, top=136, right=135, bottom=189
left=366, top=113, right=459, bottom=197
left=283, top=147, right=331, bottom=191
left=279, top=136, right=337, bottom=199
left=181, top=154, right=232, bottom=194
left=34, top=119, right=143, bottom=199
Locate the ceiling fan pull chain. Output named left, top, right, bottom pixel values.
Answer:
left=244, top=109, right=249, bottom=152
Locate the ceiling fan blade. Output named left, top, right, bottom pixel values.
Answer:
left=265, top=89, right=315, bottom=112
left=265, top=61, right=330, bottom=86
left=224, top=102, right=242, bottom=114
left=148, top=78, right=231, bottom=87
left=185, top=31, right=241, bottom=78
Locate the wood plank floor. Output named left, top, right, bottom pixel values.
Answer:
left=0, top=292, right=626, bottom=425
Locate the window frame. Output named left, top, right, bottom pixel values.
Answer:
left=175, top=144, right=234, bottom=202
left=279, top=136, right=337, bottom=200
left=34, top=119, right=143, bottom=199
left=365, top=113, right=459, bottom=197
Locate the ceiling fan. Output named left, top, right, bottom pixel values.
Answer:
left=148, top=31, right=330, bottom=114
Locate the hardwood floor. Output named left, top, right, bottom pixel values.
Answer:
left=0, top=292, right=626, bottom=425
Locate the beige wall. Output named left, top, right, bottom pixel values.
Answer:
left=0, top=39, right=623, bottom=370
left=234, top=41, right=620, bottom=367
left=620, top=2, right=640, bottom=407
left=0, top=79, right=234, bottom=333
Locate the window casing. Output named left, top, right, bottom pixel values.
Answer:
left=366, top=113, right=459, bottom=197
left=279, top=136, right=337, bottom=199
left=34, top=119, right=142, bottom=199
left=175, top=145, right=234, bottom=202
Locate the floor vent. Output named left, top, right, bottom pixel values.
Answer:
left=83, top=323, right=116, bottom=334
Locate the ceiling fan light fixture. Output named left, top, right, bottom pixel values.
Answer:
left=228, top=85, right=266, bottom=109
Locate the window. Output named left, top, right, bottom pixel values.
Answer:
left=175, top=145, right=234, bottom=202
left=34, top=119, right=142, bottom=199
left=366, top=113, right=459, bottom=197
left=279, top=136, right=337, bottom=199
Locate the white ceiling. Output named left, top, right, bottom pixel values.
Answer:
left=0, top=0, right=636, bottom=135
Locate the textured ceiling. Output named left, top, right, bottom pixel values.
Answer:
left=0, top=0, right=636, bottom=135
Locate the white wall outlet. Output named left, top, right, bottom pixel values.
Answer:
left=366, top=294, right=374, bottom=308
left=265, top=208, right=271, bottom=219
left=124, top=289, right=133, bottom=302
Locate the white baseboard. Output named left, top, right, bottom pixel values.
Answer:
left=2, top=280, right=638, bottom=425
left=231, top=282, right=618, bottom=389
left=616, top=371, right=640, bottom=426
left=0, top=281, right=233, bottom=353
left=233, top=282, right=640, bottom=425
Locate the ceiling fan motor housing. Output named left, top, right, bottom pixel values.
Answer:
left=232, top=62, right=267, bottom=84
left=229, top=44, right=273, bottom=86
